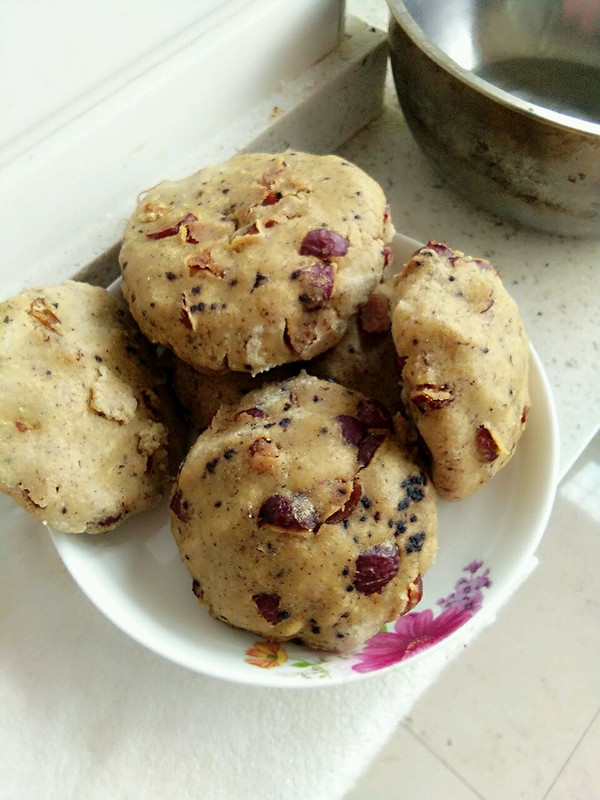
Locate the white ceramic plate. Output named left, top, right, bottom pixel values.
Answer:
left=50, top=234, right=560, bottom=687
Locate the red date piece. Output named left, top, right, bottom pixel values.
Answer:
left=474, top=258, right=495, bottom=273
left=336, top=414, right=367, bottom=446
left=262, top=192, right=281, bottom=206
left=146, top=212, right=197, bottom=240
left=236, top=222, right=259, bottom=237
left=187, top=252, right=224, bottom=278
left=300, top=229, right=349, bottom=259
left=95, top=513, right=123, bottom=528
left=402, top=575, right=423, bottom=614
left=357, top=433, right=385, bottom=467
left=253, top=593, right=286, bottom=625
left=411, top=384, right=454, bottom=412
left=325, top=481, right=362, bottom=524
left=475, top=425, right=500, bottom=462
left=337, top=411, right=386, bottom=467
left=354, top=544, right=399, bottom=595
left=356, top=398, right=393, bottom=430
left=180, top=304, right=193, bottom=330
left=170, top=490, right=191, bottom=523
left=258, top=493, right=318, bottom=531
left=237, top=407, right=266, bottom=419
left=424, top=241, right=454, bottom=257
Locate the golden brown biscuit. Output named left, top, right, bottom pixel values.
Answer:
left=170, top=373, right=437, bottom=653
left=0, top=281, right=178, bottom=533
left=119, top=151, right=394, bottom=375
left=391, top=242, right=530, bottom=501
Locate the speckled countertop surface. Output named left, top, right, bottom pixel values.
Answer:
left=346, top=0, right=600, bottom=478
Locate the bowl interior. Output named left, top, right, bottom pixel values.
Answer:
left=397, top=0, right=600, bottom=124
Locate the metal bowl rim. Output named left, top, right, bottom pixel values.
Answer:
left=386, top=0, right=600, bottom=137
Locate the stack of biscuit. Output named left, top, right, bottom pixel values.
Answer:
left=0, top=150, right=530, bottom=652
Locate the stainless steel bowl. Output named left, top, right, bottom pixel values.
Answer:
left=387, top=0, right=600, bottom=236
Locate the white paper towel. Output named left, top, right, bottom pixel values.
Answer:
left=1, top=491, right=537, bottom=800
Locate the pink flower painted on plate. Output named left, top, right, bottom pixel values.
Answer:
left=352, top=605, right=472, bottom=673
left=437, top=561, right=492, bottom=613
left=242, top=560, right=492, bottom=677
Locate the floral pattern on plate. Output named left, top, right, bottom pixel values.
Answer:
left=244, top=560, right=492, bottom=679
